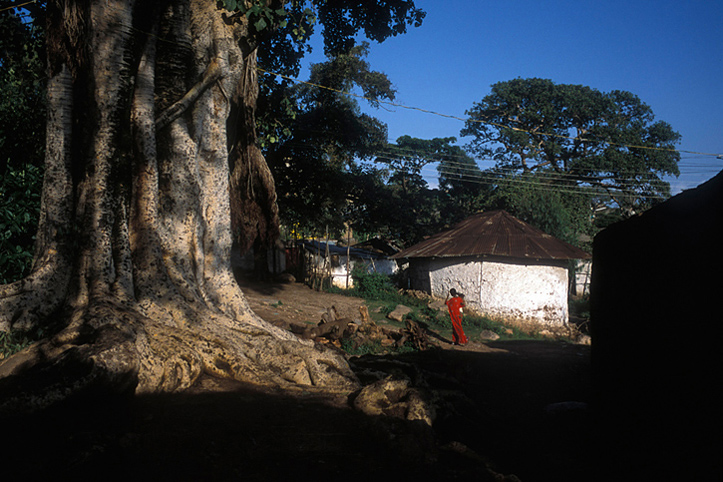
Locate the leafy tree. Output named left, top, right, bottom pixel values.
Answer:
left=0, top=0, right=424, bottom=408
left=0, top=2, right=46, bottom=283
left=0, top=164, right=43, bottom=284
left=254, top=0, right=424, bottom=149
left=481, top=170, right=593, bottom=247
left=435, top=138, right=486, bottom=217
left=461, top=78, right=681, bottom=216
left=262, top=42, right=392, bottom=237
left=373, top=136, right=455, bottom=246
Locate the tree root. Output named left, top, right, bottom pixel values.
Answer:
left=0, top=297, right=359, bottom=414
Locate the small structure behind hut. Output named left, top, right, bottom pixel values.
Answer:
left=392, top=210, right=590, bottom=327
left=302, top=239, right=399, bottom=289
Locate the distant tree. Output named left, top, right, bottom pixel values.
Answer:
left=481, top=171, right=593, bottom=247
left=344, top=163, right=393, bottom=237
left=374, top=136, right=454, bottom=246
left=435, top=139, right=486, bottom=217
left=462, top=78, right=681, bottom=216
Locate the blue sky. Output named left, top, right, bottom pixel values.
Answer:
left=300, top=0, right=723, bottom=194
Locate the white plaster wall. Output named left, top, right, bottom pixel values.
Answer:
left=426, top=257, right=570, bottom=326
left=330, top=259, right=354, bottom=289
left=573, top=259, right=592, bottom=297
left=324, top=257, right=398, bottom=289
left=365, top=259, right=398, bottom=276
left=481, top=261, right=569, bottom=325
left=428, top=258, right=481, bottom=308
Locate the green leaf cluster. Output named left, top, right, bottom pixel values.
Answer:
left=0, top=164, right=42, bottom=283
left=219, top=0, right=297, bottom=35
left=253, top=2, right=425, bottom=241
left=1, top=3, right=46, bottom=283
left=483, top=170, right=592, bottom=248
left=349, top=267, right=397, bottom=301
left=0, top=329, right=34, bottom=359
left=461, top=78, right=681, bottom=216
left=261, top=43, right=395, bottom=237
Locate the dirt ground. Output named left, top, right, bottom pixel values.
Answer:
left=2, top=279, right=593, bottom=481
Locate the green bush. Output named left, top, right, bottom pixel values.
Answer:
left=341, top=338, right=383, bottom=356
left=0, top=163, right=42, bottom=284
left=350, top=268, right=398, bottom=301
left=0, top=330, right=34, bottom=359
left=569, top=297, right=590, bottom=319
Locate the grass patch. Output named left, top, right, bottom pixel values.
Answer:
left=340, top=338, right=384, bottom=356
left=325, top=270, right=576, bottom=345
left=0, top=330, right=35, bottom=359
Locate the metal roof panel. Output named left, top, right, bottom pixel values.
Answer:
left=392, top=210, right=591, bottom=260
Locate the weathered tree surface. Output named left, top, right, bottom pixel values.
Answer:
left=0, top=0, right=357, bottom=411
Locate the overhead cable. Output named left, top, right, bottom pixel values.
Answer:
left=257, top=66, right=722, bottom=159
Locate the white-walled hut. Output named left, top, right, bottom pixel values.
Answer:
left=392, top=210, right=591, bottom=327
left=302, top=239, right=399, bottom=289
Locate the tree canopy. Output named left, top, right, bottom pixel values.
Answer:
left=261, top=42, right=393, bottom=237
left=371, top=135, right=463, bottom=246
left=461, top=78, right=681, bottom=215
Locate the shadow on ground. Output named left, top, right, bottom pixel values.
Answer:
left=2, top=341, right=591, bottom=481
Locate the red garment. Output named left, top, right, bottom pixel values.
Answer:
left=446, top=296, right=468, bottom=345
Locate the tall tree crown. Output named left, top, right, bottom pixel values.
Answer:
left=462, top=77, right=681, bottom=214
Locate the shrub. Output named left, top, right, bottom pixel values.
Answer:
left=0, top=330, right=34, bottom=359
left=350, top=268, right=397, bottom=301
left=0, top=164, right=42, bottom=284
left=341, top=338, right=383, bottom=356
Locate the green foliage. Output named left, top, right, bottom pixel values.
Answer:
left=0, top=4, right=46, bottom=169
left=0, top=329, right=34, bottom=359
left=426, top=309, right=452, bottom=330
left=340, top=337, right=383, bottom=356
left=569, top=297, right=590, bottom=320
left=370, top=136, right=462, bottom=246
left=253, top=1, right=425, bottom=240
left=0, top=163, right=42, bottom=283
left=350, top=267, right=398, bottom=301
left=218, top=0, right=296, bottom=34
left=261, top=44, right=393, bottom=235
left=314, top=1, right=425, bottom=57
left=462, top=77, right=681, bottom=216
left=481, top=170, right=593, bottom=247
left=436, top=140, right=488, bottom=216
left=1, top=4, right=46, bottom=284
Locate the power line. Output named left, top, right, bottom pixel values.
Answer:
left=3, top=8, right=720, bottom=162
left=257, top=66, right=722, bottom=160
left=269, top=142, right=678, bottom=200
left=272, top=135, right=720, bottom=182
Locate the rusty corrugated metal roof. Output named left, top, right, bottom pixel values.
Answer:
left=392, top=210, right=591, bottom=260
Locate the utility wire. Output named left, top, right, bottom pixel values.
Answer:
left=272, top=137, right=719, bottom=181
left=3, top=11, right=719, bottom=162
left=257, top=66, right=722, bottom=159
left=3, top=15, right=718, bottom=196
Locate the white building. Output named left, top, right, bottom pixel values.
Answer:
left=302, top=239, right=399, bottom=289
left=392, top=211, right=591, bottom=327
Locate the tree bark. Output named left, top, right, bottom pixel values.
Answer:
left=0, top=0, right=357, bottom=411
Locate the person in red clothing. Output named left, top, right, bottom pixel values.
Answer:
left=445, top=288, right=468, bottom=345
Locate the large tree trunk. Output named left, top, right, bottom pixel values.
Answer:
left=0, top=0, right=356, bottom=410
